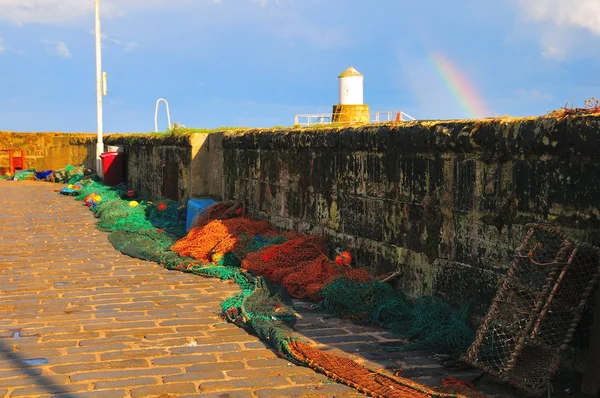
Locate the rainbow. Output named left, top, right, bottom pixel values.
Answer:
left=427, top=53, right=491, bottom=119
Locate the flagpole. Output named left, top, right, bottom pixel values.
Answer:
left=94, top=0, right=104, bottom=177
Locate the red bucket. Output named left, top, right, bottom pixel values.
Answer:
left=100, top=152, right=126, bottom=186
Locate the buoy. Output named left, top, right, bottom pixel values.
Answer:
left=129, top=201, right=139, bottom=207
left=335, top=250, right=352, bottom=266
left=67, top=184, right=73, bottom=189
left=93, top=195, right=102, bottom=203
left=84, top=193, right=96, bottom=206
left=157, top=203, right=167, bottom=211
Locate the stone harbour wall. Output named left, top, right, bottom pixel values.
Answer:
left=0, top=132, right=96, bottom=172
left=105, top=134, right=193, bottom=202
left=221, top=115, right=600, bottom=315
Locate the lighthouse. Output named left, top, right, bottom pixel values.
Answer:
left=332, top=66, right=370, bottom=124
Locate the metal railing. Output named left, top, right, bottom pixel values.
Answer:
left=371, top=111, right=415, bottom=123
left=294, top=111, right=415, bottom=127
left=293, top=114, right=333, bottom=127
left=155, top=98, right=172, bottom=132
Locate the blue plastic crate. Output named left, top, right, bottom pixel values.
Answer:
left=186, top=198, right=217, bottom=231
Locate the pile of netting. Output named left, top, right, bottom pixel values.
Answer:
left=55, top=183, right=485, bottom=398
left=1, top=163, right=93, bottom=183
left=241, top=234, right=372, bottom=301
left=12, top=170, right=36, bottom=181
left=52, top=164, right=91, bottom=183
left=319, top=278, right=475, bottom=357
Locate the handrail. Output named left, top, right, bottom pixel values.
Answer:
left=294, top=111, right=416, bottom=127
left=154, top=98, right=172, bottom=132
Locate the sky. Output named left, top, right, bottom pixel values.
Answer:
left=0, top=0, right=599, bottom=132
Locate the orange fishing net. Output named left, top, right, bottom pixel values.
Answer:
left=242, top=234, right=372, bottom=301
left=171, top=217, right=276, bottom=262
left=286, top=340, right=478, bottom=398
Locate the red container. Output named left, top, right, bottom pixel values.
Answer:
left=100, top=152, right=126, bottom=186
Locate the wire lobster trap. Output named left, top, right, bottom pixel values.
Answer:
left=461, top=224, right=600, bottom=396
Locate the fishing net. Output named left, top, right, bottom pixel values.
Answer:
left=94, top=199, right=154, bottom=232
left=286, top=340, right=483, bottom=398
left=171, top=217, right=277, bottom=262
left=190, top=200, right=246, bottom=228
left=242, top=234, right=372, bottom=301
left=219, top=234, right=288, bottom=268
left=223, top=276, right=299, bottom=355
left=74, top=181, right=122, bottom=203
left=13, top=170, right=36, bottom=181
left=145, top=200, right=187, bottom=238
left=108, top=229, right=178, bottom=263
left=319, top=278, right=475, bottom=357
left=51, top=165, right=92, bottom=184
left=461, top=224, right=600, bottom=396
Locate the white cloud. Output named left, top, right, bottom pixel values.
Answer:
left=516, top=0, right=600, bottom=36
left=514, top=0, right=600, bottom=59
left=42, top=39, right=71, bottom=57
left=0, top=0, right=342, bottom=51
left=0, top=0, right=274, bottom=26
left=541, top=46, right=561, bottom=59
left=0, top=38, right=5, bottom=54
left=55, top=41, right=71, bottom=57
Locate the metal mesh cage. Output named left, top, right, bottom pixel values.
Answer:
left=461, top=224, right=600, bottom=396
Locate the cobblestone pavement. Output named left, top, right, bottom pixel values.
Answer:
left=0, top=180, right=525, bottom=398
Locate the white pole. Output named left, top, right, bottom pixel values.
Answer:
left=94, top=0, right=104, bottom=178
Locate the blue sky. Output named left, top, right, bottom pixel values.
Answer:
left=0, top=0, right=599, bottom=132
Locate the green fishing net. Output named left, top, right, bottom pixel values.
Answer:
left=319, top=278, right=475, bottom=357
left=13, top=170, right=36, bottom=181
left=108, top=230, right=177, bottom=263
left=94, top=200, right=154, bottom=232
left=54, top=165, right=92, bottom=183
left=145, top=201, right=187, bottom=238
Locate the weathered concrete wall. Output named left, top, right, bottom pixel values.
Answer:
left=0, top=132, right=97, bottom=172
left=0, top=131, right=224, bottom=204
left=221, top=115, right=600, bottom=315
left=190, top=132, right=225, bottom=200
left=105, top=134, right=193, bottom=202
left=103, top=132, right=224, bottom=203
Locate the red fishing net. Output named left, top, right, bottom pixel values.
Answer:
left=242, top=234, right=372, bottom=301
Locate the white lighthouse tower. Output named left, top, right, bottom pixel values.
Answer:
left=332, top=66, right=370, bottom=124
left=338, top=66, right=364, bottom=105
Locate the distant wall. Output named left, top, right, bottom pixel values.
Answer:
left=105, top=133, right=224, bottom=203
left=0, top=131, right=223, bottom=204
left=0, top=132, right=96, bottom=172
left=221, top=116, right=600, bottom=315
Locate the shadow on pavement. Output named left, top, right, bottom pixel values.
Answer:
left=0, top=337, right=76, bottom=398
